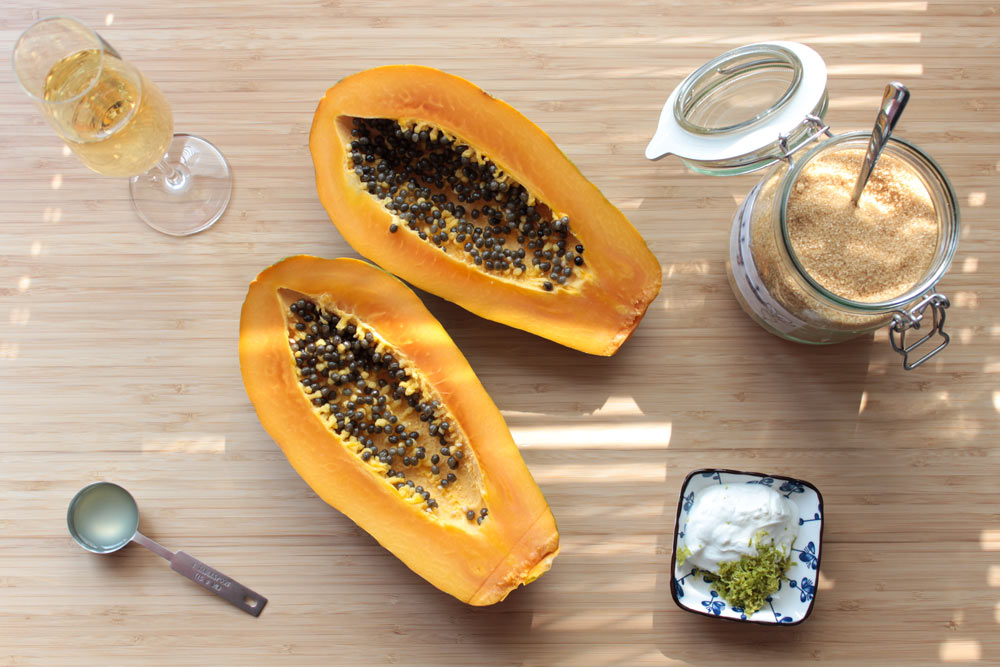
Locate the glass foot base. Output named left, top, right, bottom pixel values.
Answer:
left=130, top=134, right=232, bottom=236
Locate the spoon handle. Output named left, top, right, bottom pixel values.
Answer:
left=133, top=531, right=267, bottom=616
left=132, top=530, right=174, bottom=560
left=170, top=551, right=268, bottom=617
left=851, top=82, right=910, bottom=205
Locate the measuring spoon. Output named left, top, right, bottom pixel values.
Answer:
left=850, top=81, right=910, bottom=205
left=67, top=481, right=267, bottom=617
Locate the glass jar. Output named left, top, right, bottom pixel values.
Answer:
left=728, top=131, right=960, bottom=366
left=647, top=42, right=960, bottom=369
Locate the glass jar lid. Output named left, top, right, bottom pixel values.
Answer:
left=645, top=41, right=829, bottom=175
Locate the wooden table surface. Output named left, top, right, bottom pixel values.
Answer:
left=2, top=1, right=998, bottom=665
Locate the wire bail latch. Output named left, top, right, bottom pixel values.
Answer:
left=889, top=292, right=950, bottom=370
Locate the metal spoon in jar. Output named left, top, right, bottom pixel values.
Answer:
left=850, top=82, right=910, bottom=205
left=67, top=481, right=267, bottom=616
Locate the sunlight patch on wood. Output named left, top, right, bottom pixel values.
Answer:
left=141, top=434, right=226, bottom=454
left=9, top=308, right=30, bottom=326
left=981, top=530, right=1000, bottom=551
left=807, top=32, right=921, bottom=44
left=593, top=395, right=644, bottom=417
left=611, top=197, right=644, bottom=211
left=531, top=461, right=666, bottom=483
left=512, top=421, right=671, bottom=450
left=954, top=292, right=979, bottom=309
left=762, top=1, right=927, bottom=12
left=939, top=639, right=981, bottom=662
left=828, top=63, right=924, bottom=76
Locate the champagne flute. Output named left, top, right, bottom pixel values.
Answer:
left=13, top=16, right=231, bottom=236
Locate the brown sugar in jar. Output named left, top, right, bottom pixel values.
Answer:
left=785, top=148, right=937, bottom=304
left=727, top=132, right=959, bottom=346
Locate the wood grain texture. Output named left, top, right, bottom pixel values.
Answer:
left=0, top=1, right=997, bottom=665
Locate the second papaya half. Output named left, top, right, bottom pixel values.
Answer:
left=310, top=65, right=661, bottom=356
left=240, top=256, right=559, bottom=605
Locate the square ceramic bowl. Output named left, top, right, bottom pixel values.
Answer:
left=670, top=468, right=824, bottom=625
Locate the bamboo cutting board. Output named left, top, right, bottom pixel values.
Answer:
left=1, top=1, right=998, bottom=665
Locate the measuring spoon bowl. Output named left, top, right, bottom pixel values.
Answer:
left=67, top=481, right=139, bottom=554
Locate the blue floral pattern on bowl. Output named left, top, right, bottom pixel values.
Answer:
left=670, top=468, right=824, bottom=626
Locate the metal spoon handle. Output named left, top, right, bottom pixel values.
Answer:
left=132, top=530, right=174, bottom=560
left=132, top=531, right=267, bottom=617
left=171, top=551, right=268, bottom=617
left=851, top=82, right=910, bottom=205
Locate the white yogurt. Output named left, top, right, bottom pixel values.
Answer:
left=682, top=483, right=799, bottom=572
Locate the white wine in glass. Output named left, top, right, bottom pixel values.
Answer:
left=43, top=47, right=173, bottom=178
left=14, top=17, right=231, bottom=236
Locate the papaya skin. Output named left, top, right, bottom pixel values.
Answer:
left=239, top=256, right=558, bottom=605
left=310, top=65, right=661, bottom=356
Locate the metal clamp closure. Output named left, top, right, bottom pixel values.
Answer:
left=778, top=114, right=832, bottom=169
left=889, top=292, right=950, bottom=370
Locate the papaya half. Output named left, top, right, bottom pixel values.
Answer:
left=239, top=255, right=559, bottom=605
left=310, top=65, right=661, bottom=356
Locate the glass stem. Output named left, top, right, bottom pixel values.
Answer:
left=152, top=157, right=185, bottom=188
